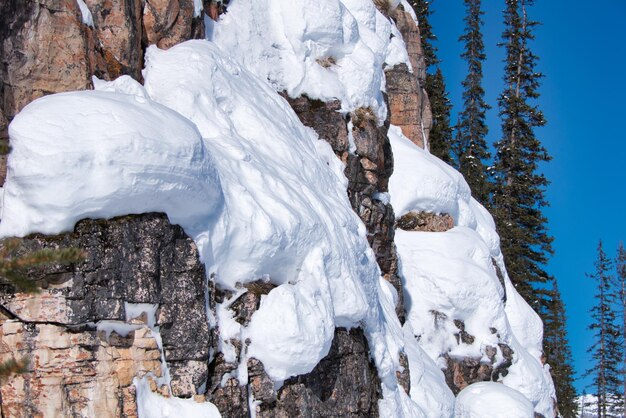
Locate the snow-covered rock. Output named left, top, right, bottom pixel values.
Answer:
left=455, top=382, right=535, bottom=418
left=389, top=125, right=556, bottom=417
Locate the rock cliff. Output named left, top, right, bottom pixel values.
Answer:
left=0, top=0, right=557, bottom=417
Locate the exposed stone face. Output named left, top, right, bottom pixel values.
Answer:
left=385, top=64, right=432, bottom=149
left=85, top=0, right=144, bottom=80
left=0, top=0, right=91, bottom=121
left=397, top=211, right=455, bottom=232
left=386, top=7, right=432, bottom=149
left=391, top=8, right=426, bottom=84
left=285, top=95, right=406, bottom=326
left=442, top=342, right=514, bottom=395
left=0, top=320, right=154, bottom=418
left=0, top=0, right=206, bottom=129
left=205, top=283, right=381, bottom=418
left=0, top=213, right=214, bottom=416
left=258, top=328, right=381, bottom=418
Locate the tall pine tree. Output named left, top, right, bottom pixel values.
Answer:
left=454, top=0, right=491, bottom=204
left=541, top=278, right=578, bottom=418
left=426, top=68, right=453, bottom=163
left=616, top=242, right=626, bottom=412
left=586, top=241, right=622, bottom=418
left=408, top=0, right=454, bottom=162
left=491, top=0, right=552, bottom=304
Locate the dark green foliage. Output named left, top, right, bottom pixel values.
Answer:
left=408, top=0, right=454, bottom=162
left=454, top=0, right=491, bottom=204
left=541, top=279, right=578, bottom=418
left=616, top=243, right=626, bottom=411
left=585, top=241, right=622, bottom=417
left=425, top=68, right=453, bottom=163
left=491, top=0, right=552, bottom=303
left=0, top=238, right=85, bottom=293
left=0, top=357, right=29, bottom=381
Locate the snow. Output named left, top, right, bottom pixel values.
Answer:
left=0, top=87, right=222, bottom=238
left=141, top=41, right=411, bottom=397
left=388, top=125, right=556, bottom=417
left=210, top=0, right=410, bottom=122
left=388, top=126, right=474, bottom=225
left=403, top=323, right=455, bottom=418
left=135, top=377, right=221, bottom=418
left=76, top=0, right=94, bottom=27
left=396, top=226, right=508, bottom=361
left=455, top=382, right=534, bottom=418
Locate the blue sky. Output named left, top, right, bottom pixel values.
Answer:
left=429, top=0, right=626, bottom=393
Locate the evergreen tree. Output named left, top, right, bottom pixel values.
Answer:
left=426, top=68, right=453, bottom=163
left=491, top=0, right=552, bottom=303
left=454, top=0, right=491, bottom=204
left=541, top=278, right=578, bottom=418
left=586, top=241, right=622, bottom=418
left=616, top=242, right=626, bottom=411
left=408, top=0, right=454, bottom=162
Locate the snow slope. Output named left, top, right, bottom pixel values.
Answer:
left=389, top=125, right=556, bottom=417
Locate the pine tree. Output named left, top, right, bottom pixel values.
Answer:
left=454, top=0, right=491, bottom=204
left=616, top=242, right=626, bottom=412
left=408, top=0, right=454, bottom=162
left=586, top=241, right=622, bottom=418
left=491, top=0, right=552, bottom=303
left=541, top=278, right=578, bottom=418
left=426, top=68, right=453, bottom=163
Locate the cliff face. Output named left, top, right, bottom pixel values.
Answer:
left=0, top=1, right=556, bottom=417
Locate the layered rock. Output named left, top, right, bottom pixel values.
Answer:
left=0, top=0, right=206, bottom=124
left=205, top=282, right=382, bottom=417
left=386, top=6, right=432, bottom=149
left=0, top=213, right=213, bottom=416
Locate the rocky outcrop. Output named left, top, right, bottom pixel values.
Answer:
left=397, top=211, right=455, bottom=232
left=0, top=0, right=206, bottom=124
left=259, top=328, right=381, bottom=418
left=0, top=213, right=213, bottom=416
left=285, top=95, right=406, bottom=325
left=0, top=0, right=92, bottom=121
left=443, top=342, right=514, bottom=395
left=386, top=6, right=432, bottom=149
left=205, top=279, right=382, bottom=417
left=385, top=63, right=431, bottom=149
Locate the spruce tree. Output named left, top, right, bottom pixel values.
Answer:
left=491, top=0, right=552, bottom=303
left=426, top=68, right=453, bottom=163
left=616, top=242, right=626, bottom=412
left=541, top=278, right=578, bottom=418
left=454, top=0, right=491, bottom=204
left=408, top=0, right=454, bottom=162
left=586, top=241, right=622, bottom=418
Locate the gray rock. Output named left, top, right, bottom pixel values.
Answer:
left=1, top=213, right=213, bottom=398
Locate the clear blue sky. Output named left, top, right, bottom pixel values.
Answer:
left=429, top=0, right=626, bottom=394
